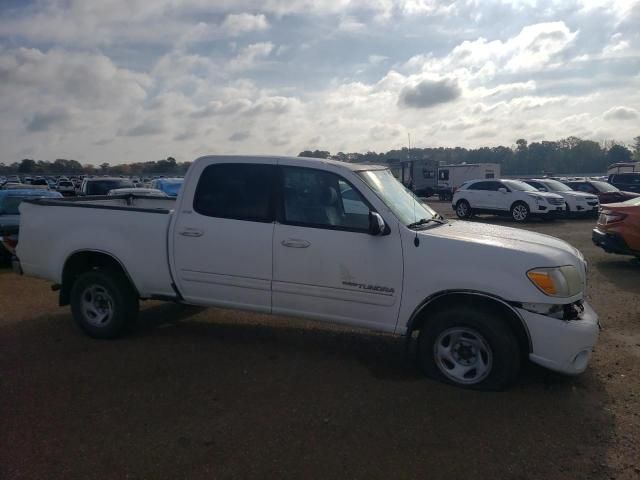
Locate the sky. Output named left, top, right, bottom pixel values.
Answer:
left=0, top=0, right=639, bottom=165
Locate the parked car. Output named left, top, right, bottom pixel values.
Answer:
left=14, top=155, right=598, bottom=390
left=607, top=173, right=640, bottom=194
left=522, top=179, right=599, bottom=217
left=563, top=179, right=639, bottom=204
left=592, top=197, right=640, bottom=258
left=149, top=177, right=183, bottom=197
left=107, top=188, right=169, bottom=197
left=0, top=188, right=62, bottom=262
left=79, top=177, right=134, bottom=196
left=56, top=180, right=76, bottom=196
left=452, top=179, right=565, bottom=222
left=436, top=163, right=500, bottom=200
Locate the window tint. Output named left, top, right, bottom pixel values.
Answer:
left=194, top=163, right=275, bottom=222
left=422, top=168, right=435, bottom=179
left=282, top=167, right=370, bottom=231
left=438, top=169, right=450, bottom=181
left=468, top=181, right=498, bottom=191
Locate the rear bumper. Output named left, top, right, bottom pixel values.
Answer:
left=517, top=302, right=599, bottom=375
left=592, top=228, right=637, bottom=256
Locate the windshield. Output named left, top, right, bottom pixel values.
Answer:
left=502, top=180, right=538, bottom=192
left=591, top=181, right=618, bottom=193
left=359, top=169, right=437, bottom=226
left=541, top=180, right=572, bottom=192
left=87, top=180, right=134, bottom=195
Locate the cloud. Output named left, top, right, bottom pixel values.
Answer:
left=25, top=107, right=71, bottom=132
left=229, top=131, right=251, bottom=141
left=226, top=42, right=274, bottom=70
left=603, top=106, right=639, bottom=120
left=117, top=122, right=165, bottom=137
left=398, top=78, right=461, bottom=109
left=221, top=13, right=270, bottom=36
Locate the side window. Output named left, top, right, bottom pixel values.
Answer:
left=528, top=181, right=544, bottom=191
left=485, top=171, right=495, bottom=179
left=439, top=169, right=450, bottom=181
left=488, top=182, right=504, bottom=191
left=468, top=181, right=490, bottom=190
left=282, top=167, right=371, bottom=231
left=422, top=168, right=435, bottom=179
left=193, top=163, right=275, bottom=222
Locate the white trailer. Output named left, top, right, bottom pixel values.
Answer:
left=436, top=163, right=501, bottom=200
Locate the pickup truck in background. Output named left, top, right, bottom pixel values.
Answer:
left=14, top=155, right=599, bottom=390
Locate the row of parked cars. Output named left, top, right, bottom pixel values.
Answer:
left=450, top=176, right=640, bottom=259
left=0, top=175, right=184, bottom=262
left=452, top=177, right=639, bottom=222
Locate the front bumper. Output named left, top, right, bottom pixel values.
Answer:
left=592, top=228, right=637, bottom=256
left=517, top=301, right=599, bottom=375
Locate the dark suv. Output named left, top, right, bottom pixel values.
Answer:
left=608, top=173, right=640, bottom=193
left=564, top=179, right=639, bottom=204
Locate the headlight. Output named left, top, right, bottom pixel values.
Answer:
left=527, top=266, right=583, bottom=297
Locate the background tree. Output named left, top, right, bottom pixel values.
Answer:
left=607, top=144, right=633, bottom=164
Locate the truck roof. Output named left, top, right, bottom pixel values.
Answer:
left=193, top=155, right=388, bottom=172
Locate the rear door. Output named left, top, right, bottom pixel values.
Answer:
left=172, top=160, right=276, bottom=313
left=272, top=165, right=403, bottom=333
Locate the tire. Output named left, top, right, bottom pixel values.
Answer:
left=455, top=199, right=472, bottom=219
left=70, top=269, right=139, bottom=339
left=510, top=201, right=530, bottom=222
left=417, top=306, right=521, bottom=390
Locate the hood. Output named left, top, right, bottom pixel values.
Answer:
left=526, top=191, right=563, bottom=200
left=427, top=220, right=583, bottom=262
left=562, top=191, right=598, bottom=199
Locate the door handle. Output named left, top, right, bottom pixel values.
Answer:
left=179, top=229, right=204, bottom=237
left=281, top=239, right=310, bottom=248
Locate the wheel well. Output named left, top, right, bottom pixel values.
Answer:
left=510, top=200, right=528, bottom=210
left=60, top=251, right=137, bottom=306
left=408, top=293, right=532, bottom=355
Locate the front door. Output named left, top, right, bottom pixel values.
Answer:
left=272, top=166, right=403, bottom=333
left=172, top=161, right=276, bottom=313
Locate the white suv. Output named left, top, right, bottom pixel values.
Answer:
left=522, top=179, right=599, bottom=217
left=453, top=179, right=565, bottom=222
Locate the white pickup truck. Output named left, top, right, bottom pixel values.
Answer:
left=15, top=155, right=599, bottom=390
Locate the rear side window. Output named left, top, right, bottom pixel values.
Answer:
left=468, top=181, right=498, bottom=191
left=194, top=163, right=275, bottom=222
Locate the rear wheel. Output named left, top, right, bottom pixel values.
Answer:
left=510, top=201, right=530, bottom=222
left=455, top=200, right=472, bottom=219
left=70, top=269, right=139, bottom=339
left=417, top=306, right=520, bottom=390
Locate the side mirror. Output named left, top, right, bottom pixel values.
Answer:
left=538, top=188, right=546, bottom=192
left=368, top=212, right=386, bottom=236
left=498, top=188, right=507, bottom=193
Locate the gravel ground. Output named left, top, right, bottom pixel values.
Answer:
left=1, top=202, right=639, bottom=480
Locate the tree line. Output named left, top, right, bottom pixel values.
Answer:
left=0, top=157, right=191, bottom=176
left=299, top=136, right=640, bottom=175
left=2, top=136, right=639, bottom=176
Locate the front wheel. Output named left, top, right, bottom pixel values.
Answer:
left=511, top=202, right=530, bottom=222
left=70, top=269, right=139, bottom=339
left=417, top=306, right=520, bottom=390
left=455, top=200, right=472, bottom=219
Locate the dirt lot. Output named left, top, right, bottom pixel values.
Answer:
left=1, top=201, right=639, bottom=480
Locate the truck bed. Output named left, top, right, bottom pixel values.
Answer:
left=17, top=195, right=177, bottom=298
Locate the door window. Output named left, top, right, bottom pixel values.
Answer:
left=439, top=169, right=450, bottom=181
left=193, top=163, right=275, bottom=222
left=281, top=167, right=370, bottom=231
